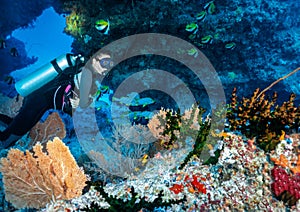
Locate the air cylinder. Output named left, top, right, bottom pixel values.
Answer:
left=15, top=54, right=80, bottom=97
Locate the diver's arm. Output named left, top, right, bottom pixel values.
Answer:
left=77, top=53, right=111, bottom=109
left=78, top=67, right=93, bottom=108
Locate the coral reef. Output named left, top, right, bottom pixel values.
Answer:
left=0, top=93, right=23, bottom=118
left=271, top=166, right=300, bottom=206
left=76, top=120, right=154, bottom=180
left=269, top=134, right=300, bottom=206
left=42, top=133, right=300, bottom=211
left=28, top=111, right=66, bottom=149
left=179, top=118, right=210, bottom=169
left=0, top=137, right=87, bottom=209
left=88, top=182, right=186, bottom=212
left=271, top=154, right=300, bottom=174
left=65, top=10, right=86, bottom=37
left=148, top=108, right=181, bottom=150
left=147, top=104, right=223, bottom=169
left=148, top=105, right=204, bottom=150
left=0, top=0, right=299, bottom=210
left=227, top=87, right=300, bottom=151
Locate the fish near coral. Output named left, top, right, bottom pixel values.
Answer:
left=201, top=35, right=213, bottom=44
left=0, top=38, right=6, bottom=49
left=204, top=1, right=216, bottom=14
left=196, top=11, right=207, bottom=22
left=95, top=19, right=110, bottom=35
left=187, top=48, right=199, bottom=58
left=140, top=154, right=149, bottom=165
left=10, top=47, right=18, bottom=57
left=186, top=23, right=198, bottom=39
left=225, top=42, right=236, bottom=50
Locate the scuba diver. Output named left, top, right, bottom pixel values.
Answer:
left=0, top=53, right=85, bottom=148
left=76, top=53, right=112, bottom=109
left=0, top=52, right=112, bottom=149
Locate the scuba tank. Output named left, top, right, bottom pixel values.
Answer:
left=15, top=53, right=85, bottom=97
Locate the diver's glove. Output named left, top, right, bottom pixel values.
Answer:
left=70, top=97, right=80, bottom=108
left=70, top=96, right=95, bottom=109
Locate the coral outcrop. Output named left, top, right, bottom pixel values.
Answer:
left=0, top=137, right=87, bottom=209
left=28, top=111, right=66, bottom=149
left=271, top=166, right=300, bottom=206
left=227, top=87, right=300, bottom=151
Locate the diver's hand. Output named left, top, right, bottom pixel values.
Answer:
left=70, top=97, right=80, bottom=108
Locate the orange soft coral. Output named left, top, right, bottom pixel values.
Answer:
left=271, top=154, right=300, bottom=174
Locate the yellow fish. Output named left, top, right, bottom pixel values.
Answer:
left=140, top=154, right=149, bottom=165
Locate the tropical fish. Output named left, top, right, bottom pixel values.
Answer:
left=82, top=34, right=92, bottom=44
left=0, top=39, right=6, bottom=49
left=95, top=19, right=110, bottom=35
left=279, top=130, right=285, bottom=141
left=196, top=11, right=207, bottom=22
left=228, top=72, right=237, bottom=79
left=204, top=1, right=216, bottom=14
left=95, top=85, right=110, bottom=101
left=188, top=34, right=197, bottom=40
left=10, top=47, right=18, bottom=57
left=185, top=23, right=199, bottom=34
left=201, top=35, right=213, bottom=44
left=187, top=48, right=199, bottom=58
left=140, top=154, right=149, bottom=165
left=225, top=42, right=236, bottom=50
left=206, top=144, right=214, bottom=150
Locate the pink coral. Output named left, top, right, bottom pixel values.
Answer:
left=271, top=166, right=300, bottom=205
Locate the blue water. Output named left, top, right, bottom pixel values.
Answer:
left=10, top=7, right=73, bottom=81
left=0, top=1, right=299, bottom=211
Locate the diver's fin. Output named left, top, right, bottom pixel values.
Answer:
left=0, top=114, right=13, bottom=125
left=0, top=133, right=21, bottom=149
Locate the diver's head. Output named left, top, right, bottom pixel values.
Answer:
left=90, top=53, right=113, bottom=75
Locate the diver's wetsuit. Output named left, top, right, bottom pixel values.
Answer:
left=0, top=68, right=76, bottom=148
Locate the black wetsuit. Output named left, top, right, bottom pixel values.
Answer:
left=0, top=67, right=76, bottom=148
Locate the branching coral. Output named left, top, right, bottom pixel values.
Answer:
left=148, top=105, right=205, bottom=150
left=148, top=104, right=224, bottom=169
left=227, top=87, right=300, bottom=151
left=147, top=108, right=181, bottom=150
left=85, top=124, right=153, bottom=179
left=179, top=119, right=211, bottom=169
left=65, top=10, right=85, bottom=37
left=0, top=137, right=87, bottom=209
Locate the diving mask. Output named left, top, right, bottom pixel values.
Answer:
left=99, top=58, right=114, bottom=69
